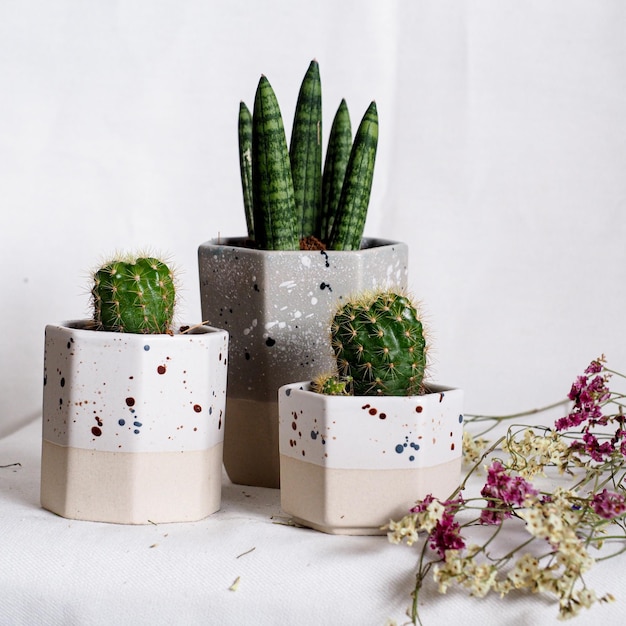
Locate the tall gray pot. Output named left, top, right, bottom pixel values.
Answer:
left=198, top=237, right=408, bottom=487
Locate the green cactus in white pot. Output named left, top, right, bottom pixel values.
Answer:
left=91, top=255, right=177, bottom=334
left=312, top=290, right=428, bottom=397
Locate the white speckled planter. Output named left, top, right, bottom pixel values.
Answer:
left=278, top=382, right=464, bottom=535
left=41, top=321, right=229, bottom=524
left=197, top=237, right=408, bottom=488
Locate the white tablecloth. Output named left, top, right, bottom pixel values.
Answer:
left=1, top=418, right=624, bottom=626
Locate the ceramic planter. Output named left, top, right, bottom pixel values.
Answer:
left=278, top=382, right=464, bottom=535
left=197, top=237, right=408, bottom=488
left=40, top=321, right=229, bottom=524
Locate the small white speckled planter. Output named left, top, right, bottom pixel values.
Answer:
left=197, top=237, right=408, bottom=488
left=41, top=321, right=229, bottom=524
left=278, top=382, right=464, bottom=535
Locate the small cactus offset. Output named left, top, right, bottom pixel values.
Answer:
left=311, top=373, right=352, bottom=396
left=92, top=255, right=176, bottom=334
left=319, top=291, right=427, bottom=396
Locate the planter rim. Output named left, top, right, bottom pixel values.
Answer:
left=49, top=319, right=225, bottom=339
left=199, top=236, right=406, bottom=255
left=280, top=380, right=462, bottom=396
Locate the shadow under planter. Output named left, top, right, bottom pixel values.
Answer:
left=41, top=321, right=229, bottom=524
left=198, top=237, right=408, bottom=488
left=278, top=382, right=464, bottom=535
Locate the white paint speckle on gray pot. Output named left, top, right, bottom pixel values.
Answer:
left=197, top=237, right=408, bottom=488
left=41, top=321, right=229, bottom=524
left=278, top=381, right=464, bottom=535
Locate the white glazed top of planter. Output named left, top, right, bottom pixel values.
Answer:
left=279, top=382, right=464, bottom=470
left=43, top=322, right=228, bottom=453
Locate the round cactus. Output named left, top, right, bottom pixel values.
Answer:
left=92, top=256, right=176, bottom=334
left=329, top=291, right=427, bottom=396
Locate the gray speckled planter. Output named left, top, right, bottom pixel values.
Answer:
left=278, top=382, right=464, bottom=535
left=41, top=321, right=229, bottom=524
left=197, top=237, right=408, bottom=488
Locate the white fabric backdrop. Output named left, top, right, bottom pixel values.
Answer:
left=2, top=0, right=626, bottom=435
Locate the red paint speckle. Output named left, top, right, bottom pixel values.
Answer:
left=193, top=404, right=202, bottom=413
left=126, top=397, right=135, bottom=407
left=416, top=405, right=423, bottom=413
left=369, top=407, right=377, bottom=416
left=91, top=426, right=102, bottom=437
left=157, top=365, right=167, bottom=375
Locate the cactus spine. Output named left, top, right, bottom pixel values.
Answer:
left=238, top=60, right=377, bottom=251
left=313, top=291, right=427, bottom=396
left=92, top=256, right=176, bottom=334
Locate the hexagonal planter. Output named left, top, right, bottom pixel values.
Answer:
left=197, top=237, right=408, bottom=488
left=278, top=382, right=464, bottom=535
left=40, top=321, right=229, bottom=524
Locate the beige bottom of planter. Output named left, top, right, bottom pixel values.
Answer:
left=223, top=397, right=280, bottom=489
left=41, top=441, right=223, bottom=524
left=280, top=455, right=462, bottom=535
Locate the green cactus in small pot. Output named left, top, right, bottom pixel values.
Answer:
left=312, top=291, right=427, bottom=397
left=92, top=255, right=177, bottom=334
left=238, top=59, right=378, bottom=251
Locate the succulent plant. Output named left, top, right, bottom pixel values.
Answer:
left=238, top=59, right=378, bottom=251
left=312, top=291, right=427, bottom=396
left=92, top=255, right=176, bottom=334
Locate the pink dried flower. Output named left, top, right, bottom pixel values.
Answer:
left=569, top=433, right=612, bottom=462
left=411, top=496, right=466, bottom=557
left=429, top=515, right=465, bottom=557
left=410, top=494, right=436, bottom=514
left=585, top=358, right=605, bottom=375
left=590, top=489, right=626, bottom=519
left=479, top=461, right=538, bottom=525
left=556, top=359, right=610, bottom=432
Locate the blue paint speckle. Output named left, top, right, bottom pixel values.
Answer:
left=311, top=430, right=318, bottom=440
left=459, top=414, right=464, bottom=423
left=395, top=444, right=404, bottom=454
left=133, top=429, right=140, bottom=434
left=409, top=455, right=415, bottom=462
left=410, top=442, right=420, bottom=451
left=144, top=345, right=150, bottom=351
left=133, top=421, right=142, bottom=428
left=118, top=419, right=126, bottom=426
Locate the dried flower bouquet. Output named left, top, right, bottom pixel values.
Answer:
left=388, top=356, right=626, bottom=623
